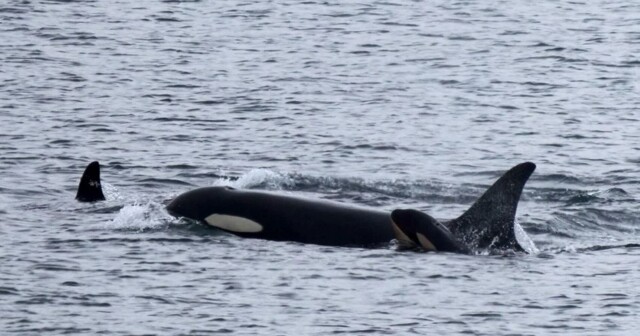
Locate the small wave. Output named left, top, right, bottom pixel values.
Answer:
left=212, top=168, right=293, bottom=189
left=139, top=178, right=193, bottom=187
left=0, top=287, right=19, bottom=295
left=287, top=174, right=484, bottom=208
left=549, top=243, right=640, bottom=254
left=105, top=201, right=172, bottom=231
left=535, top=173, right=584, bottom=184
left=204, top=170, right=496, bottom=209
left=565, top=188, right=634, bottom=205
left=527, top=185, right=633, bottom=206
left=580, top=243, right=640, bottom=252
left=565, top=192, right=600, bottom=205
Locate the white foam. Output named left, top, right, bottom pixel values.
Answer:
left=101, top=182, right=122, bottom=201
left=105, top=201, right=170, bottom=231
left=212, top=168, right=293, bottom=189
left=514, top=221, right=539, bottom=254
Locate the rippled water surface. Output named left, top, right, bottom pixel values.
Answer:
left=1, top=1, right=639, bottom=335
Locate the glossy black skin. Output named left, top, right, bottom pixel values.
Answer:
left=391, top=209, right=472, bottom=254
left=165, top=162, right=536, bottom=251
left=76, top=161, right=105, bottom=202
left=166, top=186, right=395, bottom=247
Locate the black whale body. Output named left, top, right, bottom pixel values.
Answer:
left=165, top=162, right=536, bottom=251
left=167, top=187, right=394, bottom=247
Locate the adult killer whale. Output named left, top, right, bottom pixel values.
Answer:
left=76, top=161, right=536, bottom=252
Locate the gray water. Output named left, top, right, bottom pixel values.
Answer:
left=1, top=0, right=639, bottom=335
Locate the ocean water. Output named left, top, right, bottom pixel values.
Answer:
left=1, top=0, right=639, bottom=335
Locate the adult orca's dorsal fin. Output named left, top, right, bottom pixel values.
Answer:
left=76, top=161, right=106, bottom=202
left=445, top=162, right=536, bottom=251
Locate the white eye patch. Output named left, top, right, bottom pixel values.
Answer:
left=204, top=214, right=263, bottom=233
left=391, top=221, right=416, bottom=248
left=416, top=233, right=437, bottom=251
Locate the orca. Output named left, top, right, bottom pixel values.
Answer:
left=75, top=161, right=535, bottom=252
left=76, top=161, right=105, bottom=202
left=165, top=162, right=536, bottom=252
left=166, top=186, right=395, bottom=247
left=391, top=209, right=472, bottom=254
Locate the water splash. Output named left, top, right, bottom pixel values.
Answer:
left=105, top=201, right=171, bottom=231
left=101, top=182, right=122, bottom=202
left=514, top=221, right=539, bottom=254
left=212, top=168, right=293, bottom=189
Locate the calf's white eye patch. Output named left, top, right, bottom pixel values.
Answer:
left=391, top=221, right=415, bottom=247
left=205, top=214, right=263, bottom=233
left=416, top=233, right=437, bottom=251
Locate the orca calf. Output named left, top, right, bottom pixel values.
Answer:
left=391, top=209, right=472, bottom=254
left=76, top=161, right=536, bottom=253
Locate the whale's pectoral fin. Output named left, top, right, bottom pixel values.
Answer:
left=76, top=161, right=106, bottom=202
left=445, top=162, right=536, bottom=251
left=391, top=209, right=471, bottom=254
